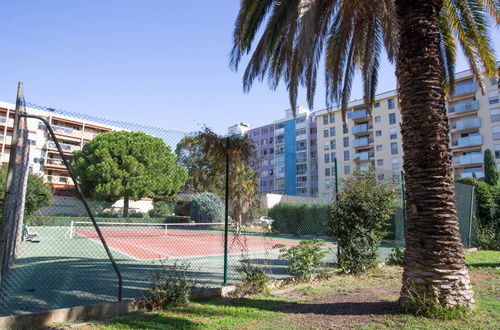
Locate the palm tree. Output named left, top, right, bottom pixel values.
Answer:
left=230, top=0, right=498, bottom=309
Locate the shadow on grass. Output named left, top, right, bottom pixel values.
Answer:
left=467, top=262, right=500, bottom=269
left=94, top=312, right=198, bottom=330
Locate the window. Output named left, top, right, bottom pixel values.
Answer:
left=310, top=151, right=317, bottom=158
left=324, top=153, right=330, bottom=164
left=377, top=174, right=385, bottom=180
left=297, top=164, right=307, bottom=175
left=392, top=157, right=399, bottom=170
left=377, top=159, right=384, bottom=166
left=391, top=142, right=398, bottom=154
left=493, top=76, right=498, bottom=85
left=296, top=141, right=307, bottom=151
left=344, top=165, right=350, bottom=175
left=389, top=113, right=396, bottom=124
left=330, top=127, right=336, bottom=136
left=376, top=130, right=382, bottom=137
left=491, top=108, right=500, bottom=122
left=343, top=137, right=349, bottom=148
left=296, top=128, right=306, bottom=136
left=375, top=116, right=381, bottom=123
left=261, top=149, right=267, bottom=156
left=495, top=145, right=500, bottom=159
left=343, top=124, right=348, bottom=134
left=376, top=145, right=383, bottom=152
left=374, top=102, right=380, bottom=108
left=310, top=127, right=317, bottom=134
left=330, top=140, right=336, bottom=150
left=323, top=116, right=328, bottom=125
left=296, top=116, right=306, bottom=124
left=325, top=168, right=331, bottom=176
left=493, top=126, right=500, bottom=140
left=324, top=129, right=329, bottom=138
left=269, top=137, right=273, bottom=143
left=270, top=148, right=274, bottom=154
left=344, top=150, right=350, bottom=161
left=310, top=139, right=317, bottom=146
left=323, top=141, right=330, bottom=150
left=388, top=98, right=395, bottom=109
left=329, top=113, right=335, bottom=123
left=489, top=91, right=499, bottom=105
left=331, top=152, right=336, bottom=160
left=390, top=128, right=397, bottom=139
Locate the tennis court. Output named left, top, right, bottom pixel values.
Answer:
left=67, top=221, right=304, bottom=260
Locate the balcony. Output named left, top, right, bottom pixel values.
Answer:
left=453, top=81, right=476, bottom=96
left=46, top=158, right=66, bottom=168
left=47, top=141, right=80, bottom=153
left=352, top=123, right=372, bottom=135
left=351, top=109, right=368, bottom=120
left=274, top=128, right=284, bottom=136
left=46, top=175, right=72, bottom=185
left=449, top=100, right=479, bottom=115
left=0, top=117, right=6, bottom=124
left=458, top=153, right=483, bottom=165
left=452, top=117, right=481, bottom=131
left=452, top=135, right=482, bottom=148
left=353, top=137, right=373, bottom=148
left=459, top=171, right=484, bottom=179
left=296, top=133, right=307, bottom=141
left=354, top=151, right=374, bottom=162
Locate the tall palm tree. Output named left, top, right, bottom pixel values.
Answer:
left=231, top=0, right=498, bottom=309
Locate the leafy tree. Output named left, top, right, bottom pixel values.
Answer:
left=0, top=164, right=53, bottom=218
left=149, top=200, right=175, bottom=218
left=231, top=0, right=498, bottom=309
left=484, top=149, right=499, bottom=186
left=229, top=164, right=258, bottom=226
left=72, top=131, right=187, bottom=217
left=329, top=169, right=396, bottom=275
left=188, top=192, right=224, bottom=223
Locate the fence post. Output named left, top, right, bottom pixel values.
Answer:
left=223, top=137, right=230, bottom=285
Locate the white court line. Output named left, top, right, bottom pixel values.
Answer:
left=74, top=232, right=141, bottom=261
left=107, top=236, right=174, bottom=259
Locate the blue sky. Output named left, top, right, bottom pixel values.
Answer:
left=0, top=1, right=498, bottom=134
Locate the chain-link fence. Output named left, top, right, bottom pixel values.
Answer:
left=0, top=92, right=478, bottom=317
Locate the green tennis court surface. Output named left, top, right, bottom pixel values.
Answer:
left=0, top=225, right=392, bottom=316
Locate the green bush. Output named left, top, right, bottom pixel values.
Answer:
left=235, top=263, right=269, bottom=296
left=274, top=239, right=327, bottom=279
left=143, top=261, right=193, bottom=311
left=130, top=212, right=149, bottom=218
left=149, top=200, right=175, bottom=218
left=329, top=168, right=396, bottom=275
left=386, top=245, right=405, bottom=266
left=188, top=192, right=224, bottom=223
left=268, top=202, right=330, bottom=235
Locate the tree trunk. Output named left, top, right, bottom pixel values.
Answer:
left=123, top=196, right=129, bottom=218
left=395, top=0, right=474, bottom=308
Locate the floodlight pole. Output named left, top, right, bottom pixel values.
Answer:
left=223, top=137, right=230, bottom=285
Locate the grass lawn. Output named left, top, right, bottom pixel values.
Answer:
left=68, top=250, right=499, bottom=329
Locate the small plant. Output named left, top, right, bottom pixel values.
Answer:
left=274, top=239, right=327, bottom=279
left=234, top=263, right=269, bottom=297
left=475, top=224, right=499, bottom=250
left=144, top=261, right=193, bottom=311
left=386, top=245, right=404, bottom=266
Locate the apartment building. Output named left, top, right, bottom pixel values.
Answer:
left=315, top=66, right=500, bottom=199
left=0, top=101, right=116, bottom=195
left=234, top=107, right=319, bottom=197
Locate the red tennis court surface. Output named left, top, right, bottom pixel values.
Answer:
left=76, top=228, right=301, bottom=260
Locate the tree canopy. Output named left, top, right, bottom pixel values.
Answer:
left=484, top=149, right=499, bottom=186
left=72, top=131, right=187, bottom=217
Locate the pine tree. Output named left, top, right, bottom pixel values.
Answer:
left=484, top=149, right=499, bottom=186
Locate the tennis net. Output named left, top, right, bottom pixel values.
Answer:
left=65, top=221, right=225, bottom=239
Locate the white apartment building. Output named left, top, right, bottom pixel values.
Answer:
left=0, top=101, right=117, bottom=195
left=315, top=66, right=500, bottom=199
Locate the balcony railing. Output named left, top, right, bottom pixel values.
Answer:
left=274, top=128, right=285, bottom=136
left=354, top=151, right=374, bottom=161
left=46, top=158, right=65, bottom=167
left=352, top=123, right=372, bottom=134
left=459, top=153, right=483, bottom=165
left=453, top=117, right=481, bottom=130
left=46, top=175, right=72, bottom=185
left=353, top=137, right=373, bottom=148
left=449, top=100, right=479, bottom=114
left=351, top=109, right=368, bottom=120
left=453, top=135, right=483, bottom=148
left=453, top=82, right=476, bottom=96
left=47, top=141, right=80, bottom=152
left=459, top=171, right=484, bottom=179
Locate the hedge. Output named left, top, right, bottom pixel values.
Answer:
left=268, top=202, right=330, bottom=235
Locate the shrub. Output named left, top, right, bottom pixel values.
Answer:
left=144, top=261, right=193, bottom=311
left=234, top=263, right=269, bottom=297
left=268, top=202, right=330, bottom=235
left=149, top=200, right=175, bottom=218
left=386, top=245, right=405, bottom=266
left=329, top=168, right=396, bottom=275
left=274, top=239, right=327, bottom=279
left=188, top=192, right=224, bottom=223
left=476, top=223, right=499, bottom=250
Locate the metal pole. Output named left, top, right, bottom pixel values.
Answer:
left=334, top=158, right=339, bottom=200
left=19, top=114, right=123, bottom=301
left=223, top=137, right=230, bottom=285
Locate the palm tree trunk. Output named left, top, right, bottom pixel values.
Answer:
left=395, top=0, right=474, bottom=308
left=123, top=196, right=129, bottom=218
